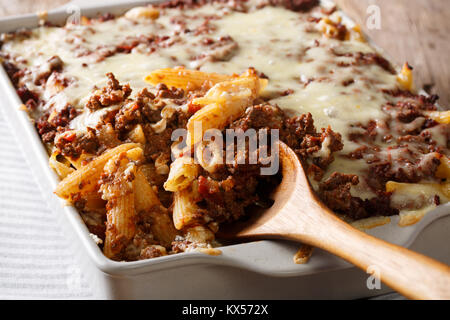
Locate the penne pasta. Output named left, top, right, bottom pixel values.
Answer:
left=386, top=180, right=448, bottom=196
left=397, top=62, right=414, bottom=91
left=125, top=146, right=145, bottom=162
left=148, top=207, right=179, bottom=248
left=154, top=153, right=170, bottom=175
left=293, top=244, right=314, bottom=264
left=386, top=180, right=449, bottom=226
left=173, top=185, right=201, bottom=230
left=81, top=192, right=107, bottom=212
left=66, top=152, right=96, bottom=170
left=186, top=76, right=267, bottom=146
left=194, top=139, right=224, bottom=173
left=145, top=67, right=268, bottom=94
left=318, top=16, right=343, bottom=39
left=442, top=182, right=450, bottom=198
left=104, top=192, right=136, bottom=259
left=190, top=75, right=267, bottom=107
left=436, top=156, right=450, bottom=179
left=45, top=73, right=67, bottom=96
left=134, top=167, right=161, bottom=211
left=345, top=24, right=366, bottom=42
left=145, top=67, right=235, bottom=92
left=134, top=168, right=178, bottom=247
left=49, top=151, right=74, bottom=179
left=386, top=180, right=449, bottom=209
left=125, top=6, right=159, bottom=20
left=319, top=16, right=365, bottom=42
left=127, top=124, right=146, bottom=144
left=426, top=110, right=450, bottom=125
left=55, top=143, right=139, bottom=200
left=101, top=152, right=138, bottom=259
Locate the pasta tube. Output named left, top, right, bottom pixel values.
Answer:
left=186, top=76, right=267, bottom=145
left=55, top=143, right=139, bottom=200
left=164, top=157, right=200, bottom=192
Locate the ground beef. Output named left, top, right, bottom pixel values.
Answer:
left=98, top=12, right=115, bottom=22
left=230, top=104, right=285, bottom=131
left=114, top=88, right=162, bottom=136
left=347, top=88, right=445, bottom=193
left=143, top=108, right=191, bottom=160
left=115, top=34, right=180, bottom=57
left=36, top=104, right=78, bottom=143
left=348, top=120, right=380, bottom=142
left=230, top=105, right=344, bottom=172
left=383, top=97, right=438, bottom=124
left=139, top=246, right=166, bottom=259
left=33, top=55, right=64, bottom=85
left=353, top=52, right=395, bottom=74
left=159, top=0, right=203, bottom=9
left=231, top=105, right=343, bottom=179
left=196, top=169, right=272, bottom=223
left=367, top=154, right=441, bottom=191
left=86, top=73, right=132, bottom=111
left=283, top=113, right=343, bottom=178
left=155, top=83, right=185, bottom=100
left=393, top=102, right=424, bottom=123
left=331, top=23, right=348, bottom=41
left=55, top=127, right=99, bottom=159
left=194, top=35, right=238, bottom=63
left=332, top=50, right=395, bottom=74
left=318, top=173, right=361, bottom=216
left=269, top=0, right=319, bottom=12
left=190, top=103, right=344, bottom=224
left=383, top=89, right=440, bottom=106
left=362, top=193, right=399, bottom=218
left=16, top=85, right=39, bottom=107
left=159, top=0, right=248, bottom=11
left=2, top=61, right=21, bottom=85
left=318, top=172, right=399, bottom=220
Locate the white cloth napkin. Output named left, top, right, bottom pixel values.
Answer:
left=0, top=114, right=94, bottom=299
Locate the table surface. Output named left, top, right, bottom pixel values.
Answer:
left=0, top=0, right=448, bottom=106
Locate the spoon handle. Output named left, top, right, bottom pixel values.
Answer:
left=287, top=200, right=450, bottom=300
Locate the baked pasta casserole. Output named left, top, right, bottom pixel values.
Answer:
left=1, top=0, right=448, bottom=261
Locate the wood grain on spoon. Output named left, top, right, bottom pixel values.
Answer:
left=221, top=142, right=450, bottom=300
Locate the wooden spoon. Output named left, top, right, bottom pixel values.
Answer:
left=221, top=141, right=450, bottom=300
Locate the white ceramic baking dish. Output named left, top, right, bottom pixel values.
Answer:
left=0, top=0, right=448, bottom=299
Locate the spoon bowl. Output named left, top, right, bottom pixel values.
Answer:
left=220, top=141, right=450, bottom=300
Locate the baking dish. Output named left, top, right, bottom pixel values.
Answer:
left=0, top=0, right=449, bottom=299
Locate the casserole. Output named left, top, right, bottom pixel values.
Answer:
left=0, top=0, right=449, bottom=299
